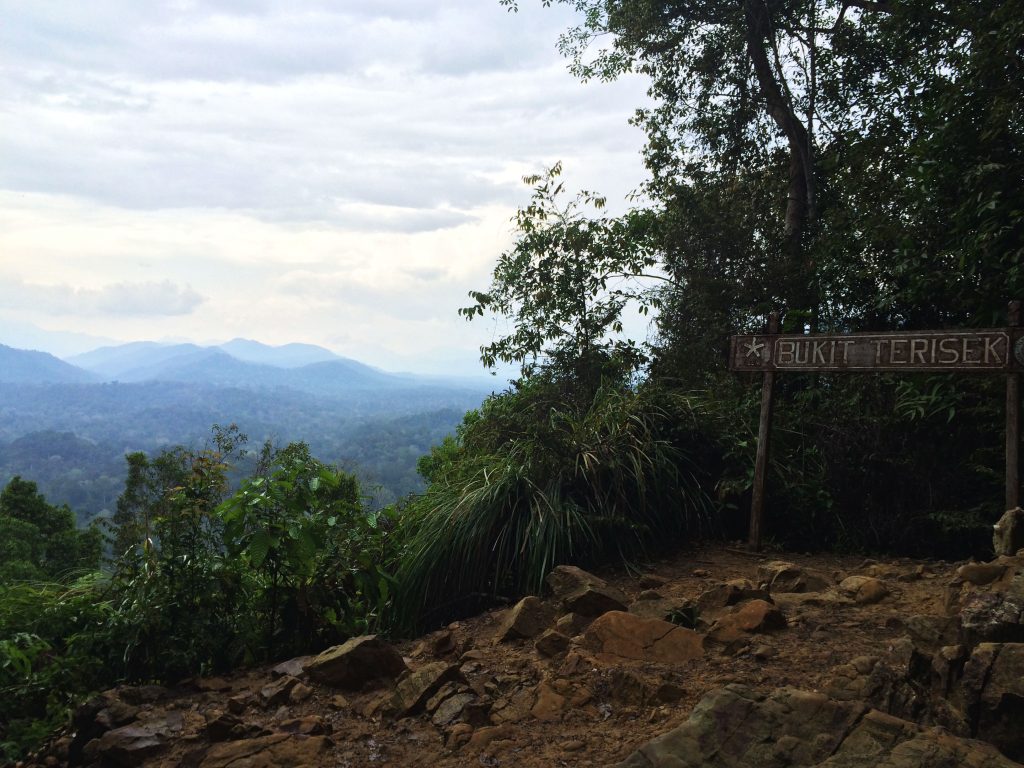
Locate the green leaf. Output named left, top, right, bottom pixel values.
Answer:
left=248, top=530, right=272, bottom=569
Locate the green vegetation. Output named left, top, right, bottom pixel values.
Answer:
left=0, top=477, right=101, bottom=582
left=395, top=378, right=711, bottom=631
left=2, top=0, right=1021, bottom=760
left=0, top=429, right=395, bottom=760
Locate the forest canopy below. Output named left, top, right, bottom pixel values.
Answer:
left=2, top=0, right=1022, bottom=761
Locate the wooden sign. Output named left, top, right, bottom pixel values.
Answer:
left=730, top=306, right=1023, bottom=553
left=729, top=329, right=1024, bottom=373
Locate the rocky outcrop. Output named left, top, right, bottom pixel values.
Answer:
left=615, top=685, right=1020, bottom=768
left=824, top=552, right=1024, bottom=762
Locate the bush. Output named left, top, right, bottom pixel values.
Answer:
left=394, top=380, right=712, bottom=632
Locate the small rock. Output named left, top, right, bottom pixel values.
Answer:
left=705, top=600, right=787, bottom=647
left=392, top=662, right=464, bottom=717
left=495, top=596, right=554, bottom=642
left=609, top=668, right=648, bottom=705
left=466, top=724, right=514, bottom=751
left=446, top=723, right=474, bottom=748
left=696, top=581, right=771, bottom=613
left=752, top=644, right=776, bottom=660
left=431, top=630, right=458, bottom=656
left=993, top=507, right=1024, bottom=556
left=426, top=681, right=463, bottom=714
left=546, top=565, right=629, bottom=617
left=226, top=694, right=252, bottom=715
left=95, top=725, right=166, bottom=767
left=288, top=682, right=313, bottom=704
left=563, top=740, right=586, bottom=752
left=278, top=715, right=330, bottom=735
left=196, top=677, right=232, bottom=693
left=838, top=575, right=890, bottom=604
left=432, top=693, right=477, bottom=726
left=555, top=612, right=592, bottom=636
left=271, top=656, right=313, bottom=678
left=638, top=574, right=667, bottom=589
left=259, top=675, right=298, bottom=706
left=534, top=629, right=571, bottom=658
left=757, top=561, right=832, bottom=593
left=957, top=562, right=1008, bottom=586
left=328, top=694, right=350, bottom=710
left=530, top=682, right=565, bottom=721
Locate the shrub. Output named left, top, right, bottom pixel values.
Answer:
left=394, top=380, right=711, bottom=632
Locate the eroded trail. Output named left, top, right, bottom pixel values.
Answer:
left=25, top=543, right=1024, bottom=767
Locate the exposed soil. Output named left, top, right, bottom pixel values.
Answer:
left=24, top=543, right=968, bottom=768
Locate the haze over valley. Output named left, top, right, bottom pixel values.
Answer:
left=0, top=337, right=494, bottom=523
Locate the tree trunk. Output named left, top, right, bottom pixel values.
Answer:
left=743, top=0, right=818, bottom=315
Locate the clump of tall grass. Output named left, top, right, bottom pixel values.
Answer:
left=394, top=383, right=711, bottom=632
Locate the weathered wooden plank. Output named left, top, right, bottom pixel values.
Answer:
left=729, top=329, right=1023, bottom=373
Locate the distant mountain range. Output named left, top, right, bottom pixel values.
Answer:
left=0, top=338, right=497, bottom=524
left=0, top=344, right=98, bottom=384
left=1, top=339, right=492, bottom=398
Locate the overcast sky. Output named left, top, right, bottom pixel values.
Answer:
left=0, top=1, right=652, bottom=375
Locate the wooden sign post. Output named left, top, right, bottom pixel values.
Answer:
left=730, top=305, right=1024, bottom=550
left=1008, top=301, right=1021, bottom=511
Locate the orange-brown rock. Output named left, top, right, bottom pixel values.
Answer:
left=199, top=733, right=328, bottom=768
left=495, top=596, right=554, bottom=642
left=582, top=611, right=704, bottom=664
left=705, top=599, right=787, bottom=646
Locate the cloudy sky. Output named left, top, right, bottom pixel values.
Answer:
left=0, top=1, right=652, bottom=375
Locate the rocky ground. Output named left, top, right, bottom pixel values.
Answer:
left=15, top=532, right=1024, bottom=768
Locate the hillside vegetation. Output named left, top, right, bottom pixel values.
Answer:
left=2, top=0, right=1022, bottom=762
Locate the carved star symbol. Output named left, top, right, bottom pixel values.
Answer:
left=743, top=337, right=766, bottom=359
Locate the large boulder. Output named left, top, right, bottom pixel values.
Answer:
left=615, top=685, right=1020, bottom=768
left=582, top=611, right=703, bottom=664
left=305, top=635, right=408, bottom=689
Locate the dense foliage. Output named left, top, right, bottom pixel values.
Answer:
left=0, top=383, right=477, bottom=523
left=395, top=377, right=712, bottom=631
left=0, top=431, right=395, bottom=761
left=486, top=0, right=1022, bottom=553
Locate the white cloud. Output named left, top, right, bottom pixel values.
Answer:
left=0, top=278, right=204, bottom=317
left=0, top=0, right=653, bottom=375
